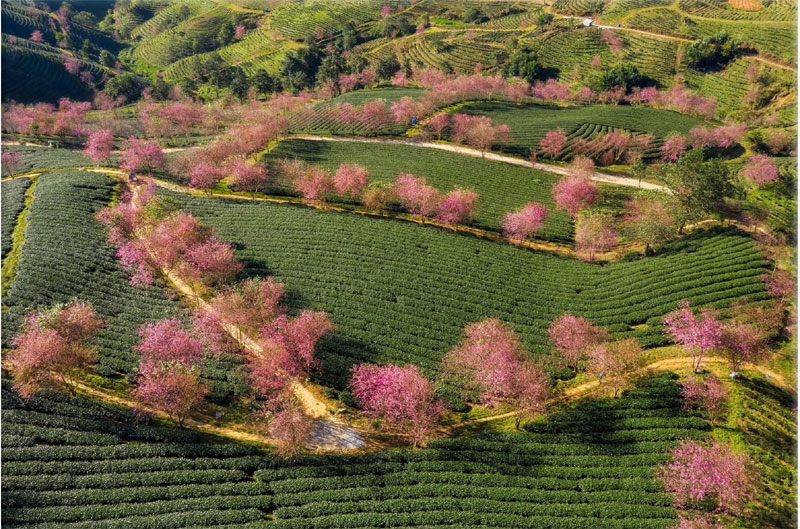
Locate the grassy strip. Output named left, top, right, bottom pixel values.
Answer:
left=1, top=175, right=38, bottom=296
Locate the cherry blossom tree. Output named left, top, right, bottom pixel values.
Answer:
left=294, top=166, right=334, bottom=201
left=82, top=129, right=114, bottom=165
left=621, top=194, right=676, bottom=252
left=575, top=211, right=618, bottom=261
left=349, top=363, right=444, bottom=445
left=265, top=397, right=314, bottom=458
left=661, top=134, right=688, bottom=162
left=501, top=202, right=549, bottom=241
left=547, top=313, right=610, bottom=370
left=393, top=173, right=441, bottom=217
left=2, top=151, right=23, bottom=176
left=134, top=363, right=209, bottom=426
left=739, top=154, right=779, bottom=188
left=63, top=55, right=81, bottom=75
left=229, top=158, right=269, bottom=198
left=442, top=318, right=550, bottom=429
left=464, top=116, right=510, bottom=157
left=235, top=25, right=246, bottom=38
left=135, top=318, right=205, bottom=374
left=662, top=300, right=724, bottom=373
left=436, top=188, right=477, bottom=226
left=657, top=439, right=753, bottom=514
left=183, top=237, right=243, bottom=287
left=260, top=310, right=332, bottom=378
left=762, top=269, right=794, bottom=304
left=552, top=157, right=598, bottom=216
left=194, top=277, right=286, bottom=354
left=427, top=112, right=449, bottom=140
left=720, top=321, right=770, bottom=374
left=538, top=128, right=567, bottom=160
left=119, top=137, right=165, bottom=175
left=188, top=162, right=222, bottom=192
left=6, top=302, right=104, bottom=398
left=680, top=375, right=729, bottom=426
left=586, top=338, right=644, bottom=397
left=333, top=163, right=369, bottom=198
left=30, top=30, right=44, bottom=43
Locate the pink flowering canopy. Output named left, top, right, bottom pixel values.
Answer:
left=502, top=202, right=548, bottom=240
left=134, top=363, right=209, bottom=426
left=136, top=318, right=205, bottom=374
left=349, top=363, right=443, bottom=445
left=393, top=173, right=441, bottom=217
left=662, top=300, right=724, bottom=372
left=657, top=439, right=753, bottom=514
left=436, top=188, right=477, bottom=226
left=739, top=154, right=779, bottom=187
left=7, top=302, right=103, bottom=399
left=680, top=375, right=728, bottom=425
left=82, top=129, right=114, bottom=165
left=547, top=313, right=610, bottom=370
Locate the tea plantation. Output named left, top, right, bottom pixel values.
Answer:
left=163, top=189, right=769, bottom=389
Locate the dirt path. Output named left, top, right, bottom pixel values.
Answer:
left=447, top=354, right=794, bottom=432
left=291, top=135, right=670, bottom=192
left=127, top=180, right=365, bottom=450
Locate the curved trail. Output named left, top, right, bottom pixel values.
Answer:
left=291, top=135, right=671, bottom=192
left=92, top=170, right=364, bottom=451
left=447, top=355, right=794, bottom=432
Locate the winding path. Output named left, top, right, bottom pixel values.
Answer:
left=291, top=134, right=671, bottom=192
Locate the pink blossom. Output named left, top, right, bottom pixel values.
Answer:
left=358, top=68, right=377, bottom=87
left=575, top=212, right=618, bottom=261
left=531, top=78, right=570, bottom=102
left=267, top=399, right=313, bottom=457
left=294, top=165, right=333, bottom=201
left=547, top=313, right=610, bottom=370
left=436, top=188, right=477, bottom=225
left=338, top=73, right=359, bottom=92
left=657, top=439, right=753, bottom=513
left=183, top=237, right=243, bottom=287
left=739, top=154, right=778, bottom=187
left=2, top=151, right=23, bottom=176
left=680, top=375, right=728, bottom=425
left=333, top=163, right=369, bottom=197
left=235, top=25, right=246, bottom=38
left=663, top=300, right=724, bottom=372
left=501, top=202, right=548, bottom=240
left=29, top=30, right=44, bottom=43
left=350, top=363, right=444, bottom=445
left=660, top=134, right=688, bottom=162
left=82, top=129, right=114, bottom=165
left=711, top=124, right=745, bottom=148
left=391, top=71, right=409, bottom=87
left=762, top=269, right=794, bottom=302
left=134, top=363, right=209, bottom=425
left=426, top=112, right=449, bottom=140
left=119, top=137, right=165, bottom=174
left=229, top=158, right=269, bottom=197
left=552, top=173, right=598, bottom=217
left=136, top=318, right=205, bottom=374
left=586, top=338, right=643, bottom=397
left=260, top=310, right=332, bottom=379
left=63, top=55, right=81, bottom=74
left=393, top=173, right=441, bottom=217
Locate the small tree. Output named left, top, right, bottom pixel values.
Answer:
left=552, top=161, right=599, bottom=217
left=720, top=321, right=769, bottom=374
left=229, top=158, right=269, bottom=199
left=427, top=112, right=449, bottom=140
left=7, top=302, right=104, bottom=398
left=739, top=154, right=779, bottom=188
left=538, top=128, right=567, bottom=160
left=575, top=211, right=618, bottom=261
left=501, top=202, right=549, bottom=240
left=680, top=375, right=728, bottom=426
left=119, top=137, right=165, bottom=175
left=333, top=163, right=369, bottom=198
left=547, top=313, right=610, bottom=370
left=294, top=166, right=333, bottom=201
left=657, top=439, right=753, bottom=514
left=82, top=129, right=114, bottom=165
left=394, top=173, right=441, bottom=218
left=662, top=300, right=724, bottom=373
left=436, top=188, right=477, bottom=226
left=586, top=337, right=644, bottom=397
left=2, top=151, right=23, bottom=176
left=134, top=362, right=209, bottom=426
left=621, top=194, right=676, bottom=252
left=135, top=318, right=205, bottom=374
left=350, top=363, right=444, bottom=446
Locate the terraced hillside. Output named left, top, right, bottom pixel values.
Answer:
left=1, top=380, right=274, bottom=528
left=1, top=177, right=31, bottom=259
left=450, top=101, right=707, bottom=158
left=253, top=372, right=705, bottom=528
left=164, top=189, right=769, bottom=389
left=263, top=138, right=575, bottom=238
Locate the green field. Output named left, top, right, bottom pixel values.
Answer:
left=257, top=372, right=703, bottom=528
left=0, top=146, right=96, bottom=173
left=1, top=380, right=274, bottom=528
left=263, top=138, right=576, bottom=240
left=163, top=189, right=769, bottom=389
left=451, top=101, right=707, bottom=158
left=1, top=177, right=31, bottom=259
